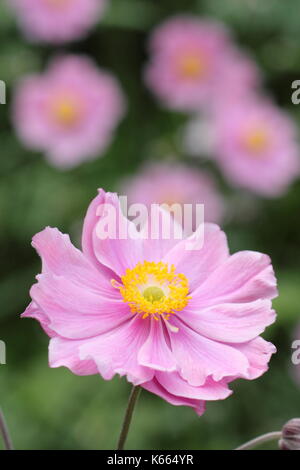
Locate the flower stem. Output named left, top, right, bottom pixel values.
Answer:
left=0, top=408, right=13, bottom=450
left=235, top=431, right=282, bottom=450
left=117, top=386, right=141, bottom=450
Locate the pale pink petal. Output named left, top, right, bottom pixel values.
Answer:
left=156, top=371, right=232, bottom=400
left=232, top=337, right=276, bottom=379
left=142, top=204, right=184, bottom=262
left=142, top=378, right=206, bottom=416
left=138, top=318, right=177, bottom=372
left=79, top=316, right=154, bottom=385
left=170, top=318, right=249, bottom=386
left=180, top=299, right=276, bottom=343
left=163, top=223, right=229, bottom=291
left=49, top=336, right=98, bottom=376
left=83, top=190, right=145, bottom=277
left=30, top=274, right=131, bottom=339
left=81, top=189, right=117, bottom=279
left=82, top=189, right=111, bottom=272
left=32, top=226, right=118, bottom=298
left=192, top=251, right=278, bottom=306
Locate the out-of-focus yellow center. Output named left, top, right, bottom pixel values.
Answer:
left=44, top=0, right=71, bottom=8
left=243, top=128, right=269, bottom=154
left=178, top=53, right=206, bottom=79
left=159, top=192, right=182, bottom=208
left=51, top=97, right=81, bottom=127
left=112, top=261, right=190, bottom=320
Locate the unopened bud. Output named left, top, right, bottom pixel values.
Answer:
left=279, top=418, right=300, bottom=450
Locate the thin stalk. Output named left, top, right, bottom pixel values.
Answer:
left=235, top=431, right=282, bottom=450
left=0, top=408, right=13, bottom=450
left=117, top=386, right=141, bottom=450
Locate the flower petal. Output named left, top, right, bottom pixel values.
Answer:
left=79, top=316, right=154, bottom=385
left=83, top=190, right=145, bottom=277
left=156, top=371, right=232, bottom=400
left=170, top=318, right=249, bottom=386
left=81, top=189, right=115, bottom=276
left=163, top=224, right=229, bottom=292
left=49, top=336, right=98, bottom=376
left=32, top=226, right=118, bottom=298
left=142, top=377, right=206, bottom=416
left=138, top=318, right=177, bottom=372
left=192, top=250, right=278, bottom=306
left=142, top=204, right=184, bottom=262
left=179, top=299, right=276, bottom=343
left=232, top=337, right=276, bottom=380
left=30, top=273, right=131, bottom=339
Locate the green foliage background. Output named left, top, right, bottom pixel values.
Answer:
left=1, top=0, right=300, bottom=450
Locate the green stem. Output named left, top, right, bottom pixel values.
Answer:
left=117, top=386, right=141, bottom=450
left=235, top=431, right=282, bottom=450
left=0, top=408, right=13, bottom=450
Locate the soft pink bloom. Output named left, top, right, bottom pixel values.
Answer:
left=22, top=189, right=277, bottom=415
left=144, top=16, right=232, bottom=112
left=212, top=48, right=261, bottom=107
left=121, top=162, right=225, bottom=227
left=144, top=16, right=260, bottom=113
left=212, top=98, right=300, bottom=196
left=13, top=55, right=125, bottom=169
left=9, top=0, right=106, bottom=44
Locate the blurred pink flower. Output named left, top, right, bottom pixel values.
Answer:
left=121, top=162, right=225, bottom=228
left=10, top=0, right=106, bottom=44
left=212, top=48, right=261, bottom=107
left=144, top=16, right=232, bottom=112
left=144, top=16, right=259, bottom=113
left=22, top=189, right=277, bottom=415
left=212, top=98, right=300, bottom=196
left=13, top=55, right=125, bottom=169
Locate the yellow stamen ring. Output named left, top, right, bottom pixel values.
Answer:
left=112, top=261, right=190, bottom=320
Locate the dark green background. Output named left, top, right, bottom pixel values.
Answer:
left=1, top=0, right=300, bottom=450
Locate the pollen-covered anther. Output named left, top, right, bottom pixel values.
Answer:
left=113, top=261, right=190, bottom=320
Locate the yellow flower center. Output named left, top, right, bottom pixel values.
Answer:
left=143, top=286, right=165, bottom=303
left=159, top=191, right=183, bottom=208
left=50, top=96, right=81, bottom=127
left=243, top=128, right=269, bottom=155
left=44, top=0, right=71, bottom=9
left=177, top=53, right=206, bottom=80
left=113, top=261, right=190, bottom=320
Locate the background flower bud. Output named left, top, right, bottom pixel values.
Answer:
left=279, top=418, right=300, bottom=450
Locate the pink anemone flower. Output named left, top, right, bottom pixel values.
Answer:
left=121, top=162, right=225, bottom=228
left=144, top=16, right=233, bottom=112
left=22, top=189, right=277, bottom=415
left=12, top=55, right=125, bottom=169
left=9, top=0, right=107, bottom=44
left=213, top=98, right=300, bottom=196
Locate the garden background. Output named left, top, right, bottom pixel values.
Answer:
left=1, top=0, right=300, bottom=450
